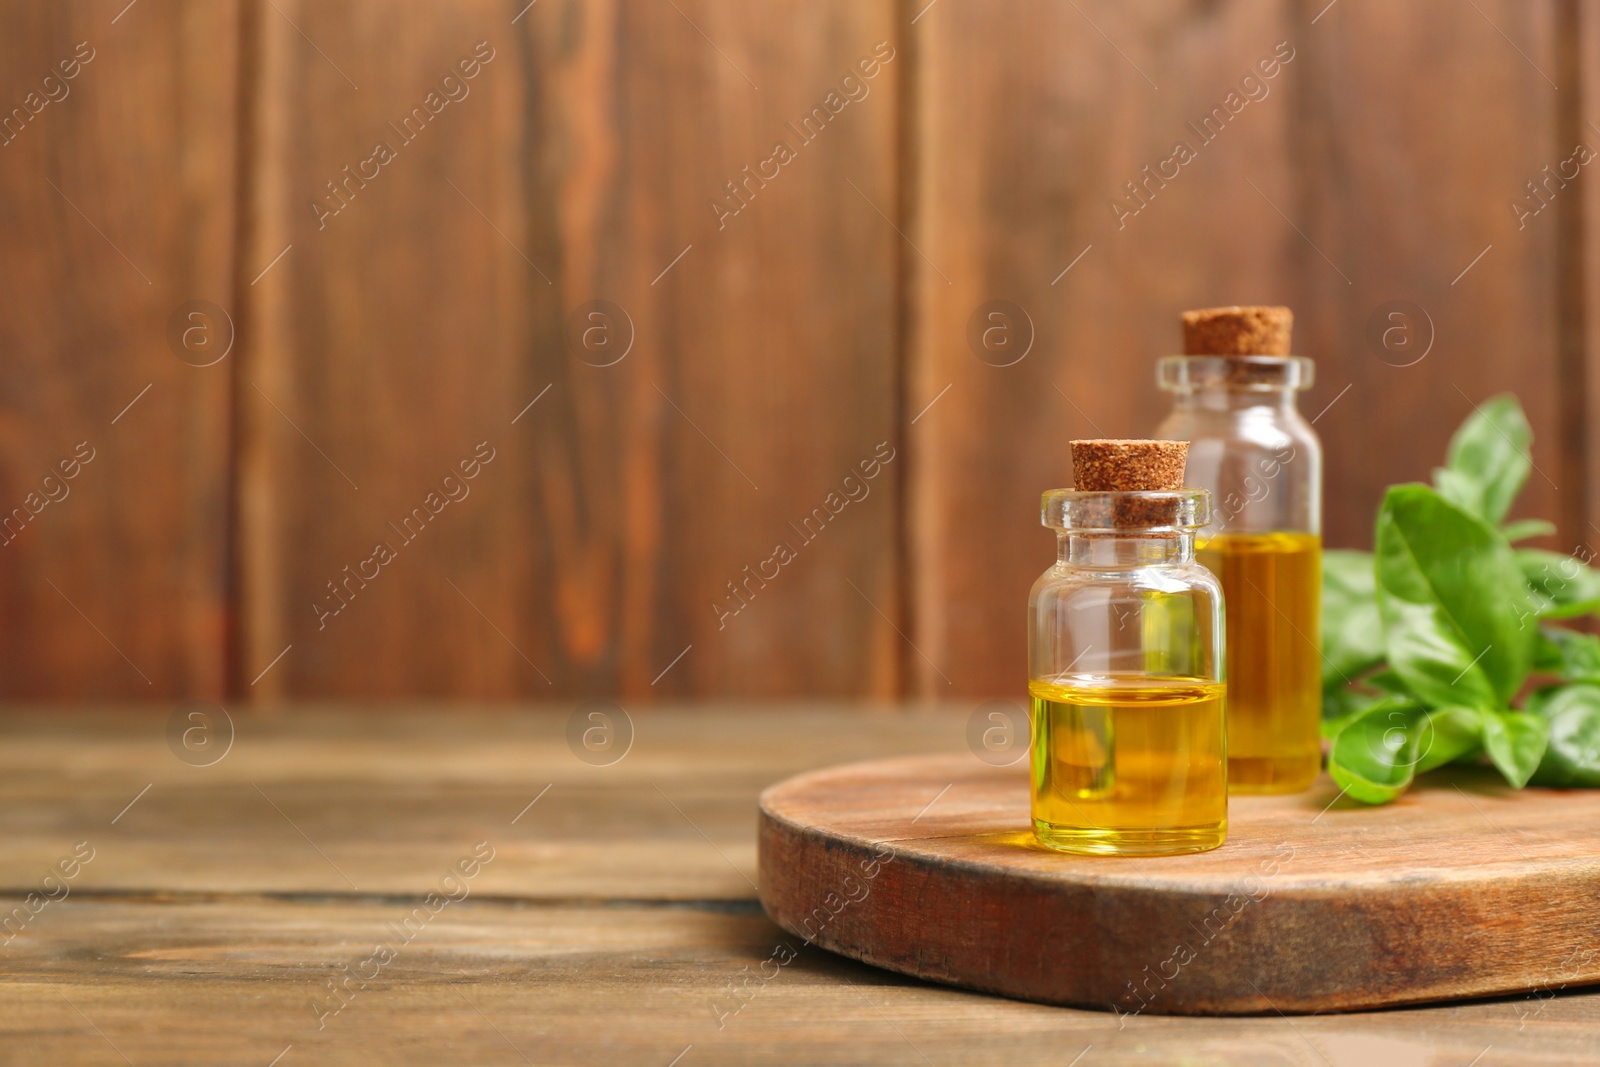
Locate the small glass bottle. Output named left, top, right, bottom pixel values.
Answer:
left=1155, top=310, right=1322, bottom=795
left=1029, top=441, right=1227, bottom=856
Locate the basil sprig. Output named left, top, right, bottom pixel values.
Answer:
left=1322, top=394, right=1600, bottom=801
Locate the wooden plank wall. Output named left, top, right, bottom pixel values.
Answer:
left=0, top=0, right=1588, bottom=701
left=906, top=0, right=1577, bottom=696
left=0, top=1, right=239, bottom=698
left=235, top=0, right=902, bottom=700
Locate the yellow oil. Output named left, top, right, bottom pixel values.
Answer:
left=1029, top=675, right=1227, bottom=855
left=1196, top=531, right=1322, bottom=794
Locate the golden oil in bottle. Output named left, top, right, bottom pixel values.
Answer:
left=1195, top=530, right=1322, bottom=793
left=1029, top=674, right=1227, bottom=855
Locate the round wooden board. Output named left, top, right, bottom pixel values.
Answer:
left=757, top=754, right=1600, bottom=1016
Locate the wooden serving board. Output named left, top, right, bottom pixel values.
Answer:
left=757, top=754, right=1600, bottom=1016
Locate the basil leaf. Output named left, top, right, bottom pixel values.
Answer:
left=1539, top=627, right=1600, bottom=683
left=1328, top=697, right=1427, bottom=804
left=1413, top=706, right=1482, bottom=773
left=1379, top=606, right=1498, bottom=709
left=1322, top=682, right=1383, bottom=735
left=1524, top=684, right=1563, bottom=718
left=1519, top=549, right=1600, bottom=619
left=1432, top=467, right=1486, bottom=520
left=1502, top=519, right=1556, bottom=543
left=1321, top=549, right=1384, bottom=686
left=1375, top=485, right=1536, bottom=708
left=1479, top=708, right=1549, bottom=788
left=1533, top=629, right=1566, bottom=672
left=1528, top=684, right=1600, bottom=788
left=1364, top=669, right=1411, bottom=695
left=1438, top=393, right=1532, bottom=525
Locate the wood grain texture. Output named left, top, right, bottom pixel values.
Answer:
left=3, top=2, right=1594, bottom=703
left=8, top=897, right=1599, bottom=1066
left=759, top=754, right=1600, bottom=1015
left=0, top=0, right=239, bottom=698
left=0, top=705, right=969, bottom=898
left=0, top=706, right=1596, bottom=1063
left=904, top=0, right=1577, bottom=698
left=1580, top=0, right=1600, bottom=548
left=235, top=0, right=903, bottom=701
left=905, top=0, right=1302, bottom=697
left=1295, top=0, right=1569, bottom=547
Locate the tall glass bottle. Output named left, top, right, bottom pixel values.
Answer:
left=1029, top=486, right=1227, bottom=855
left=1155, top=356, right=1322, bottom=793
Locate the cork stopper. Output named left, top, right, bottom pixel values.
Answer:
left=1070, top=439, right=1189, bottom=491
left=1068, top=440, right=1191, bottom=529
left=1181, top=305, right=1293, bottom=356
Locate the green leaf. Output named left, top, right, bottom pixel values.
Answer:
left=1328, top=697, right=1428, bottom=804
left=1524, top=683, right=1563, bottom=718
left=1438, top=393, right=1532, bottom=525
left=1320, top=549, right=1385, bottom=687
left=1432, top=467, right=1486, bottom=519
left=1502, top=519, right=1556, bottom=543
left=1519, top=549, right=1600, bottom=619
left=1322, top=682, right=1383, bottom=735
left=1539, top=626, right=1600, bottom=682
left=1479, top=708, right=1549, bottom=788
left=1533, top=629, right=1566, bottom=672
left=1363, top=669, right=1411, bottom=694
left=1528, top=684, right=1600, bottom=787
left=1413, top=705, right=1483, bottom=773
left=1374, top=485, right=1536, bottom=708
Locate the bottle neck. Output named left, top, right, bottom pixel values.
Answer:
left=1169, top=385, right=1299, bottom=415
left=1060, top=531, right=1194, bottom=567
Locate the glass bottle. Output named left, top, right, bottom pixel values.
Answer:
left=1155, top=356, right=1322, bottom=793
left=1029, top=488, right=1227, bottom=855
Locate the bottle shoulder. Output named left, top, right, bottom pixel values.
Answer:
left=1031, top=560, right=1223, bottom=600
left=1157, top=404, right=1321, bottom=455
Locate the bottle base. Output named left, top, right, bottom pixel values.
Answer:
left=1032, top=820, right=1226, bottom=856
left=1227, top=754, right=1320, bottom=795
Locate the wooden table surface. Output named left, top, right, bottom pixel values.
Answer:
left=1, top=705, right=1596, bottom=1066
